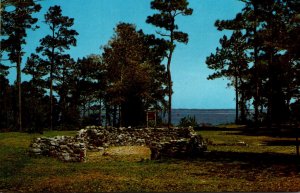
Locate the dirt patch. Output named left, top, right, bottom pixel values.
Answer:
left=105, top=146, right=151, bottom=156
left=87, top=146, right=151, bottom=162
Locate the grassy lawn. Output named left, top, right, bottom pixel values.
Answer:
left=1, top=128, right=300, bottom=192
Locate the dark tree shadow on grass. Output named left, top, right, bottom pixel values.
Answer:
left=201, top=151, right=300, bottom=177
left=195, top=126, right=246, bottom=132
left=200, top=151, right=298, bottom=165
left=156, top=151, right=300, bottom=175
left=150, top=153, right=298, bottom=184
left=232, top=126, right=300, bottom=138
left=263, top=140, right=299, bottom=146
left=0, top=148, right=32, bottom=179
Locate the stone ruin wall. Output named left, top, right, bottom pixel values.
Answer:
left=29, top=136, right=86, bottom=162
left=29, top=126, right=207, bottom=162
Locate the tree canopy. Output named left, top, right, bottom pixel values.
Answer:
left=1, top=0, right=41, bottom=131
left=207, top=0, right=300, bottom=126
left=102, top=23, right=168, bottom=127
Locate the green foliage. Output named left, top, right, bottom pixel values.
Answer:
left=102, top=23, right=168, bottom=127
left=73, top=55, right=105, bottom=126
left=290, top=100, right=300, bottom=124
left=147, top=0, right=193, bottom=42
left=178, top=115, right=199, bottom=127
left=1, top=0, right=41, bottom=131
left=27, top=5, right=79, bottom=130
left=0, top=64, right=9, bottom=77
left=206, top=31, right=250, bottom=124
left=1, top=0, right=41, bottom=64
left=208, top=0, right=300, bottom=126
left=0, top=76, right=13, bottom=130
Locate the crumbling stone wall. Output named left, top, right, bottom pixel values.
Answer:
left=149, top=135, right=206, bottom=159
left=29, top=136, right=86, bottom=162
left=77, top=127, right=196, bottom=148
left=29, top=126, right=207, bottom=162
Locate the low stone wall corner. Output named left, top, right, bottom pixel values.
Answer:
left=29, top=136, right=86, bottom=162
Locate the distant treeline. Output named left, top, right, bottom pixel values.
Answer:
left=0, top=0, right=299, bottom=132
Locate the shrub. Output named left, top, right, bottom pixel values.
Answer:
left=178, top=115, right=199, bottom=127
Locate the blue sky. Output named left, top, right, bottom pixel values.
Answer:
left=6, top=0, right=245, bottom=109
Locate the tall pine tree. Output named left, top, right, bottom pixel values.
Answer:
left=1, top=0, right=41, bottom=131
left=146, top=0, right=193, bottom=127
left=206, top=31, right=249, bottom=124
left=35, top=5, right=78, bottom=130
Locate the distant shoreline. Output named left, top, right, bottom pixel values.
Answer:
left=172, top=109, right=255, bottom=111
left=172, top=108, right=236, bottom=110
left=160, top=109, right=241, bottom=125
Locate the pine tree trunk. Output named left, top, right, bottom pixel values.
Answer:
left=253, top=2, right=259, bottom=128
left=99, top=99, right=102, bottom=126
left=119, top=105, right=122, bottom=128
left=296, top=136, right=299, bottom=157
left=17, top=52, right=22, bottom=131
left=267, top=11, right=275, bottom=130
left=167, top=30, right=174, bottom=128
left=61, top=66, right=67, bottom=127
left=50, top=72, right=53, bottom=130
left=50, top=25, right=55, bottom=130
left=104, top=101, right=110, bottom=127
left=235, top=76, right=239, bottom=124
left=113, top=105, right=117, bottom=127
left=254, top=36, right=259, bottom=127
left=167, top=61, right=172, bottom=128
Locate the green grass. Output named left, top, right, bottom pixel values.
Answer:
left=216, top=124, right=246, bottom=129
left=199, top=130, right=296, bottom=154
left=1, top=129, right=300, bottom=192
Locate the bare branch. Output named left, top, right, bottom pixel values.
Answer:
left=174, top=11, right=184, bottom=17
left=156, top=30, right=171, bottom=37
left=0, top=58, right=10, bottom=61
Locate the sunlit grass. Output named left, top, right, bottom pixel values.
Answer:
left=1, top=129, right=300, bottom=192
left=198, top=130, right=296, bottom=154
left=216, top=124, right=246, bottom=129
